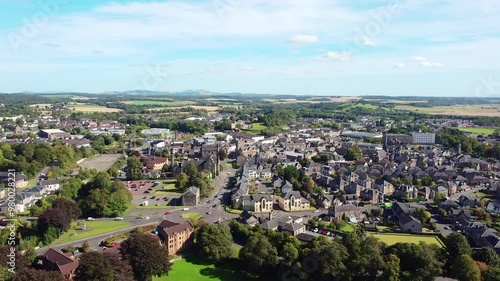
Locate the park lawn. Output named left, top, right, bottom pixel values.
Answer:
left=458, top=127, right=497, bottom=135
left=54, top=221, right=130, bottom=245
left=153, top=258, right=264, bottom=281
left=369, top=233, right=444, bottom=247
left=247, top=123, right=267, bottom=132
left=181, top=212, right=202, bottom=220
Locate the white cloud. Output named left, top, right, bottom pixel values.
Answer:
left=289, top=34, right=319, bottom=44
left=239, top=66, right=256, bottom=72
left=413, top=56, right=444, bottom=67
left=394, top=63, right=404, bottom=68
left=362, top=37, right=378, bottom=47
left=323, top=51, right=352, bottom=62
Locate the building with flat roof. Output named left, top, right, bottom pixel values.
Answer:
left=39, top=129, right=70, bottom=140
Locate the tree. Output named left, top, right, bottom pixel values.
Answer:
left=184, top=161, right=198, bottom=178
left=281, top=242, right=299, bottom=267
left=483, top=267, right=500, bottom=281
left=194, top=223, right=233, bottom=262
left=126, top=156, right=142, bottom=180
left=472, top=247, right=500, bottom=268
left=38, top=208, right=71, bottom=233
left=120, top=233, right=171, bottom=281
left=75, top=252, right=114, bottom=281
left=239, top=234, right=278, bottom=273
left=106, top=253, right=135, bottom=281
left=300, top=236, right=348, bottom=281
left=52, top=197, right=81, bottom=221
left=445, top=233, right=472, bottom=262
left=371, top=208, right=383, bottom=217
left=175, top=173, right=189, bottom=191
left=58, top=177, right=83, bottom=199
left=437, top=208, right=447, bottom=217
left=434, top=192, right=446, bottom=203
left=386, top=242, right=443, bottom=281
left=342, top=234, right=385, bottom=280
left=345, top=146, right=362, bottom=161
left=12, top=268, right=64, bottom=281
left=415, top=208, right=431, bottom=224
left=82, top=241, right=91, bottom=253
left=381, top=254, right=400, bottom=281
left=452, top=254, right=481, bottom=281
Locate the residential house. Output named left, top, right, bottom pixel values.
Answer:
left=37, top=179, right=60, bottom=193
left=329, top=204, right=365, bottom=222
left=278, top=191, right=310, bottom=211
left=391, top=202, right=422, bottom=233
left=37, top=248, right=79, bottom=280
left=394, top=185, right=418, bottom=200
left=157, top=219, right=194, bottom=255
left=241, top=194, right=273, bottom=213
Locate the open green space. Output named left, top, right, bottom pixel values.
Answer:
left=394, top=104, right=500, bottom=117
left=369, top=233, right=444, bottom=247
left=54, top=221, right=130, bottom=245
left=181, top=212, right=202, bottom=220
left=153, top=258, right=265, bottom=281
left=246, top=123, right=267, bottom=132
left=458, top=127, right=497, bottom=135
left=339, top=224, right=355, bottom=232
left=225, top=207, right=243, bottom=214
left=122, top=100, right=196, bottom=107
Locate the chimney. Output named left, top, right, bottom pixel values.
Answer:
left=269, top=211, right=273, bottom=221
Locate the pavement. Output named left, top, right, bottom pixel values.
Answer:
left=37, top=162, right=240, bottom=254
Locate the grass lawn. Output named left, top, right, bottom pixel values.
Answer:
left=458, top=127, right=497, bottom=135
left=54, top=221, right=130, bottom=245
left=246, top=123, right=267, bottom=132
left=369, top=233, right=444, bottom=247
left=181, top=212, right=202, bottom=220
left=225, top=207, right=243, bottom=214
left=475, top=191, right=490, bottom=198
left=27, top=178, right=36, bottom=188
left=153, top=257, right=265, bottom=281
left=339, top=224, right=355, bottom=232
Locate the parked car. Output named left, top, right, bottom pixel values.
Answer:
left=313, top=228, right=319, bottom=233
left=114, top=217, right=123, bottom=221
left=206, top=210, right=212, bottom=215
left=165, top=211, right=172, bottom=215
left=182, top=208, right=189, bottom=211
left=87, top=217, right=96, bottom=221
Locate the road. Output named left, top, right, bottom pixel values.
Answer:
left=38, top=162, right=240, bottom=253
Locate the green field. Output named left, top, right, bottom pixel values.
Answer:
left=369, top=233, right=444, bottom=247
left=247, top=123, right=267, bottom=132
left=67, top=103, right=123, bottom=112
left=123, top=100, right=196, bottom=107
left=153, top=258, right=264, bottom=281
left=458, top=127, right=497, bottom=135
left=54, top=221, right=130, bottom=244
left=395, top=104, right=500, bottom=117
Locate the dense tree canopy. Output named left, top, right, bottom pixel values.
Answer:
left=194, top=223, right=233, bottom=262
left=120, top=233, right=171, bottom=281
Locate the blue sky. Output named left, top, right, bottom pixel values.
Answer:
left=0, top=0, right=499, bottom=96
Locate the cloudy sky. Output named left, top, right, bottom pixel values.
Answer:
left=0, top=0, right=499, bottom=96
